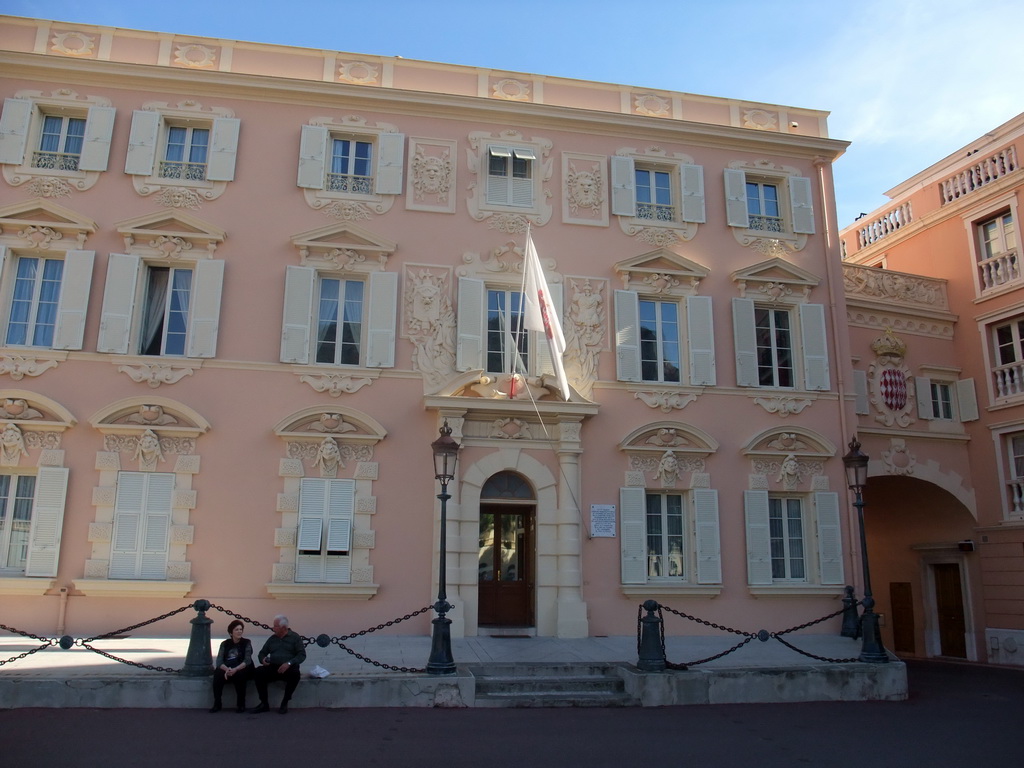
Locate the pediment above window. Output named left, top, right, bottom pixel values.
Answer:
left=742, top=426, right=835, bottom=459
left=0, top=198, right=96, bottom=251
left=274, top=406, right=387, bottom=445
left=619, top=422, right=719, bottom=457
left=89, top=397, right=211, bottom=440
left=731, top=257, right=820, bottom=303
left=116, top=210, right=225, bottom=259
left=614, top=248, right=709, bottom=295
left=291, top=222, right=396, bottom=273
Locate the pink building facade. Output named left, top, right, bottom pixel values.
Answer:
left=0, top=16, right=863, bottom=646
left=840, top=113, right=1024, bottom=666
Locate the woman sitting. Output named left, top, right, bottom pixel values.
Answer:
left=209, top=620, right=253, bottom=712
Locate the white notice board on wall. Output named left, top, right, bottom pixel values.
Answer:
left=590, top=504, right=616, bottom=537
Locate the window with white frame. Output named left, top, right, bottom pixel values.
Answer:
left=296, top=478, right=354, bottom=583
left=0, top=96, right=114, bottom=181
left=0, top=248, right=94, bottom=351
left=619, top=487, right=721, bottom=586
left=280, top=267, right=397, bottom=368
left=125, top=110, right=239, bottom=185
left=456, top=277, right=561, bottom=377
left=744, top=490, right=843, bottom=586
left=1005, top=433, right=1024, bottom=519
left=976, top=211, right=1018, bottom=291
left=486, top=145, right=535, bottom=208
left=732, top=299, right=829, bottom=391
left=615, top=293, right=715, bottom=386
left=611, top=155, right=705, bottom=227
left=991, top=316, right=1024, bottom=399
left=109, top=471, right=173, bottom=580
left=97, top=255, right=225, bottom=359
left=0, top=468, right=69, bottom=578
left=297, top=124, right=404, bottom=199
left=724, top=168, right=814, bottom=236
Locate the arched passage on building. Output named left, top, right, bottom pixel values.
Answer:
left=863, top=475, right=981, bottom=661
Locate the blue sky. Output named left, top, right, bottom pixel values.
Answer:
left=4, top=0, right=1020, bottom=226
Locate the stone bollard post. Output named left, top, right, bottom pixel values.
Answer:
left=180, top=599, right=214, bottom=677
left=637, top=599, right=667, bottom=672
left=840, top=585, right=861, bottom=639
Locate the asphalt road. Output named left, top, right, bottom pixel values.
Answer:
left=4, top=660, right=1022, bottom=768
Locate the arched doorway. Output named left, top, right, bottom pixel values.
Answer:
left=477, top=471, right=535, bottom=627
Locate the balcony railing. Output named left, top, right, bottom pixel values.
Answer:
left=31, top=151, right=80, bottom=172
left=748, top=214, right=784, bottom=233
left=636, top=202, right=676, bottom=222
left=978, top=248, right=1020, bottom=292
left=326, top=173, right=372, bottom=194
left=159, top=161, right=208, bottom=181
left=941, top=145, right=1018, bottom=205
left=1009, top=480, right=1024, bottom=517
left=993, top=360, right=1024, bottom=399
left=854, top=203, right=913, bottom=250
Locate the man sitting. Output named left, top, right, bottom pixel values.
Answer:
left=251, top=615, right=306, bottom=714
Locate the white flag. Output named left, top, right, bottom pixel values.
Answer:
left=523, top=232, right=570, bottom=401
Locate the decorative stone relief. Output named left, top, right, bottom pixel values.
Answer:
left=753, top=396, right=813, bottom=417
left=404, top=267, right=457, bottom=393
left=272, top=563, right=296, bottom=583
left=560, top=422, right=582, bottom=442
left=630, top=454, right=704, bottom=477
left=562, top=155, right=607, bottom=226
left=38, top=449, right=64, bottom=467
left=92, top=486, right=116, bottom=506
left=279, top=458, right=304, bottom=478
left=84, top=559, right=108, bottom=578
left=691, top=472, right=711, bottom=489
left=882, top=438, right=917, bottom=476
left=173, top=43, right=218, bottom=69
left=173, top=490, right=197, bottom=509
left=96, top=452, right=120, bottom=471
left=104, top=433, right=196, bottom=461
left=492, top=78, right=531, bottom=101
left=408, top=140, right=455, bottom=212
left=811, top=475, right=830, bottom=491
left=843, top=265, right=946, bottom=310
left=749, top=474, right=769, bottom=490
left=564, top=278, right=605, bottom=399
left=24, top=177, right=73, bottom=198
left=635, top=391, right=697, bottom=412
left=753, top=457, right=823, bottom=486
left=656, top=451, right=680, bottom=487
left=353, top=531, right=376, bottom=548
left=117, top=363, right=196, bottom=388
left=275, top=528, right=297, bottom=547
left=0, top=424, right=28, bottom=466
left=132, top=429, right=165, bottom=471
left=0, top=356, right=60, bottom=380
left=845, top=310, right=954, bottom=339
left=313, top=437, right=344, bottom=478
left=51, top=30, right=97, bottom=57
left=298, top=373, right=374, bottom=397
left=174, top=455, right=201, bottom=474
left=356, top=497, right=376, bottom=514
left=156, top=187, right=204, bottom=209
left=633, top=93, right=671, bottom=117
left=489, top=418, right=533, bottom=439
left=277, top=493, right=299, bottom=513
left=170, top=525, right=195, bottom=545
left=338, top=60, right=380, bottom=85
left=765, top=432, right=809, bottom=452
left=166, top=562, right=192, bottom=580
left=24, top=432, right=62, bottom=452
left=287, top=441, right=373, bottom=466
left=775, top=454, right=801, bottom=489
left=124, top=405, right=179, bottom=426
left=742, top=109, right=779, bottom=131
left=644, top=428, right=689, bottom=447
left=868, top=329, right=915, bottom=428
left=625, top=470, right=646, bottom=487
left=351, top=566, right=374, bottom=583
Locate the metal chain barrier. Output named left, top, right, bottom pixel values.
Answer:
left=210, top=602, right=437, bottom=674
left=653, top=600, right=863, bottom=667
left=0, top=622, right=59, bottom=667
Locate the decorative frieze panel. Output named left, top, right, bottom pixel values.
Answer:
left=117, top=362, right=197, bottom=388
left=404, top=265, right=457, bottom=394
left=564, top=277, right=606, bottom=400
left=752, top=396, right=813, bottom=417
left=562, top=153, right=607, bottom=227
left=407, top=139, right=456, bottom=213
left=868, top=329, right=916, bottom=428
left=843, top=264, right=948, bottom=310
left=634, top=391, right=697, bottom=412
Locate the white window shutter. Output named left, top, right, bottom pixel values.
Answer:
left=24, top=467, right=70, bottom=578
left=456, top=277, right=485, bottom=372
left=324, top=555, right=351, bottom=583
left=280, top=265, right=315, bottom=364
left=814, top=492, right=844, bottom=585
left=610, top=156, right=636, bottom=216
left=724, top=169, right=749, bottom=228
left=744, top=489, right=773, bottom=585
left=789, top=176, right=816, bottom=234
left=206, top=117, right=240, bottom=181
left=957, top=378, right=980, bottom=422
left=52, top=250, right=95, bottom=351
left=366, top=271, right=398, bottom=368
left=619, top=487, right=647, bottom=585
left=511, top=175, right=534, bottom=207
left=680, top=164, right=706, bottom=223
left=297, top=125, right=328, bottom=189
left=686, top=295, right=716, bottom=386
left=186, top=259, right=225, bottom=358
left=915, top=376, right=934, bottom=420
left=326, top=479, right=355, bottom=552
left=693, top=488, right=722, bottom=584
left=297, top=517, right=324, bottom=551
left=614, top=289, right=641, bottom=382
left=298, top=478, right=327, bottom=550
left=374, top=133, right=405, bottom=195
left=534, top=282, right=562, bottom=376
left=732, top=298, right=758, bottom=387
left=800, top=303, right=830, bottom=391
left=854, top=369, right=869, bottom=415
left=124, top=110, right=160, bottom=176
left=109, top=511, right=141, bottom=579
left=78, top=106, right=116, bottom=172
left=140, top=512, right=170, bottom=579
left=0, top=98, right=32, bottom=165
left=97, top=254, right=140, bottom=354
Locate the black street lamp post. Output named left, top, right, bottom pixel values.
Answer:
left=427, top=420, right=459, bottom=675
left=842, top=436, right=889, bottom=663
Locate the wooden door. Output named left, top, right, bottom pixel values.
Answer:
left=933, top=563, right=967, bottom=658
left=478, top=504, right=534, bottom=626
left=889, top=581, right=915, bottom=655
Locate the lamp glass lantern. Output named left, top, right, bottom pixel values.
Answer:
left=431, top=421, right=459, bottom=483
left=843, top=437, right=869, bottom=491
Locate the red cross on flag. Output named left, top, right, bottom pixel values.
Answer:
left=523, top=232, right=570, bottom=401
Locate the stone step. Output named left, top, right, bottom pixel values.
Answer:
left=468, top=662, right=640, bottom=707
left=473, top=689, right=639, bottom=708
left=475, top=674, right=625, bottom=695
